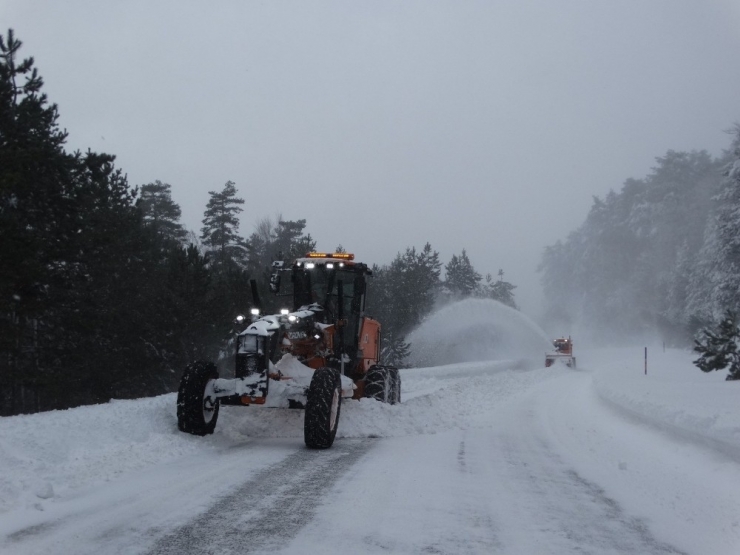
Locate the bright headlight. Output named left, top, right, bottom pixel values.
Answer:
left=305, top=262, right=315, bottom=269
left=250, top=308, right=260, bottom=316
left=280, top=309, right=290, bottom=315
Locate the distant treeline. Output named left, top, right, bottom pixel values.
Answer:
left=0, top=30, right=516, bottom=415
left=540, top=126, right=740, bottom=344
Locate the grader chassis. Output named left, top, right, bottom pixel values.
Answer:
left=177, top=252, right=400, bottom=449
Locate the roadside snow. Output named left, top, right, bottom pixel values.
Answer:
left=0, top=359, right=545, bottom=516
left=2, top=348, right=738, bottom=514
left=1, top=345, right=739, bottom=554
left=588, top=347, right=740, bottom=455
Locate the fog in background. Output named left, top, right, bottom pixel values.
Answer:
left=3, top=0, right=740, bottom=317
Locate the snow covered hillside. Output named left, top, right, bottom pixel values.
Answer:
left=1, top=345, right=739, bottom=554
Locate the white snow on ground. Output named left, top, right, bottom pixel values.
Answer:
left=1, top=302, right=739, bottom=554
left=590, top=347, right=740, bottom=454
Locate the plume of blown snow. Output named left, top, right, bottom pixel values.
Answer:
left=407, top=298, right=553, bottom=367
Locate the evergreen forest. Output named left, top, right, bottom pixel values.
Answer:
left=540, top=126, right=740, bottom=345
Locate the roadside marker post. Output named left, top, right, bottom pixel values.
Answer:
left=644, top=347, right=647, bottom=375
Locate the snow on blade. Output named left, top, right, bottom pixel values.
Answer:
left=407, top=298, right=553, bottom=367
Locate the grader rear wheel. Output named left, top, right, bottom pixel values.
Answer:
left=388, top=367, right=401, bottom=404
left=364, top=365, right=389, bottom=403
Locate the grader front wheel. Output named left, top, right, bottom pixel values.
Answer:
left=304, top=367, right=342, bottom=449
left=177, top=361, right=220, bottom=436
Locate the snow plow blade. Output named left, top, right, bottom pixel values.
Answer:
left=545, top=354, right=576, bottom=368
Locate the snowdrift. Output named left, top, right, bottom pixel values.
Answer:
left=589, top=347, right=740, bottom=456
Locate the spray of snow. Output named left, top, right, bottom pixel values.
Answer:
left=407, top=298, right=553, bottom=367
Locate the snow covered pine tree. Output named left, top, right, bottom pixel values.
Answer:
left=693, top=310, right=740, bottom=381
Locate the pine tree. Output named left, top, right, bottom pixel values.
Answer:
left=273, top=219, right=315, bottom=261
left=366, top=243, right=442, bottom=347
left=1, top=29, right=88, bottom=413
left=0, top=28, right=72, bottom=320
left=381, top=331, right=411, bottom=368
left=0, top=30, right=180, bottom=413
left=246, top=216, right=316, bottom=273
left=480, top=270, right=517, bottom=308
left=687, top=126, right=740, bottom=322
left=694, top=310, right=740, bottom=380
left=445, top=249, right=481, bottom=298
left=200, top=180, right=247, bottom=270
left=164, top=244, right=224, bottom=365
left=138, top=180, right=187, bottom=245
left=245, top=216, right=316, bottom=312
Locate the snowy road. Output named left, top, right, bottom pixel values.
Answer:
left=149, top=439, right=375, bottom=555
left=2, top=349, right=740, bottom=554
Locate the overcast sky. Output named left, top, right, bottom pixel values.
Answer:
left=3, top=1, right=739, bottom=316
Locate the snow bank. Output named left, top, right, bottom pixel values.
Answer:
left=407, top=298, right=553, bottom=367
left=586, top=347, right=740, bottom=454
left=0, top=359, right=546, bottom=516
left=0, top=395, right=190, bottom=513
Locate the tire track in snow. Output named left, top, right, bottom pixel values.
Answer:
left=596, top=393, right=740, bottom=464
left=148, top=439, right=375, bottom=555
left=457, top=439, right=467, bottom=473
left=491, top=424, right=689, bottom=554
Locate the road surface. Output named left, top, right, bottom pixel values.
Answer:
left=3, top=354, right=739, bottom=554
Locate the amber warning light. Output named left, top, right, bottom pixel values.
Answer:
left=306, top=252, right=355, bottom=260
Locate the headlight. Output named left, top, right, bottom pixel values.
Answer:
left=326, top=263, right=334, bottom=269
left=305, top=262, right=315, bottom=269
left=235, top=314, right=245, bottom=323
left=288, top=315, right=297, bottom=323
left=280, top=309, right=290, bottom=315
left=250, top=308, right=260, bottom=316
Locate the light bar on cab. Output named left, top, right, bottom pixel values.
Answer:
left=306, top=252, right=355, bottom=261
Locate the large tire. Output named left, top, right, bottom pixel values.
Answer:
left=364, top=365, right=389, bottom=403
left=304, top=367, right=342, bottom=449
left=388, top=367, right=401, bottom=405
left=177, top=361, right=219, bottom=436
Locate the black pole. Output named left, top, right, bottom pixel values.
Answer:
left=250, top=279, right=262, bottom=312
left=644, top=347, right=647, bottom=375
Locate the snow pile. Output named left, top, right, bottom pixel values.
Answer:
left=587, top=347, right=740, bottom=455
left=0, top=359, right=548, bottom=516
left=0, top=395, right=195, bottom=513
left=407, top=298, right=552, bottom=367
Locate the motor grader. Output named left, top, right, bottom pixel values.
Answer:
left=176, top=252, right=400, bottom=449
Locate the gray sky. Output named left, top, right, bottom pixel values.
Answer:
left=3, top=0, right=739, bottom=316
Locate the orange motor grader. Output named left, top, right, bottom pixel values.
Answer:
left=176, top=252, right=400, bottom=449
